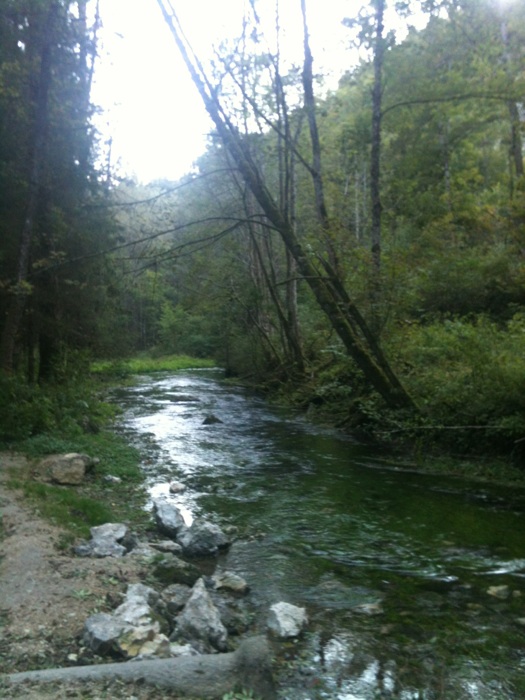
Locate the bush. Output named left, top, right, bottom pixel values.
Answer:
left=0, top=377, right=55, bottom=441
left=0, top=376, right=117, bottom=445
left=390, top=313, right=525, bottom=453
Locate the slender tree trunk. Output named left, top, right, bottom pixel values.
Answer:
left=0, top=3, right=57, bottom=375
left=300, top=0, right=339, bottom=273
left=500, top=17, right=524, bottom=195
left=370, top=0, right=386, bottom=336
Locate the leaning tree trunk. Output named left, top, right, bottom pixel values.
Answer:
left=156, top=0, right=416, bottom=412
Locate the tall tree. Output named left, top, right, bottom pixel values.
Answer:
left=0, top=0, right=113, bottom=379
left=0, top=2, right=58, bottom=374
left=156, top=0, right=416, bottom=410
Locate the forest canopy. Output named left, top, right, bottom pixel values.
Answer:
left=1, top=0, right=524, bottom=460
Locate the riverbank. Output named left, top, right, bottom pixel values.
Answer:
left=0, top=450, right=274, bottom=700
left=0, top=453, right=190, bottom=699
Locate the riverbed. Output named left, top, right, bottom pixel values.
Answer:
left=111, top=368, right=525, bottom=699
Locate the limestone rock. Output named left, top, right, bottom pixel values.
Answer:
left=211, top=570, right=250, bottom=595
left=169, top=481, right=186, bottom=494
left=74, top=522, right=129, bottom=558
left=267, top=602, right=308, bottom=638
left=118, top=627, right=171, bottom=659
left=161, top=583, right=192, bottom=617
left=150, top=539, right=183, bottom=555
left=175, top=578, right=228, bottom=653
left=38, top=453, right=97, bottom=485
left=82, top=613, right=127, bottom=655
left=153, top=499, right=187, bottom=539
left=178, top=519, right=231, bottom=558
left=83, top=583, right=170, bottom=660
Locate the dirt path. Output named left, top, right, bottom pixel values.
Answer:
left=0, top=453, right=196, bottom=699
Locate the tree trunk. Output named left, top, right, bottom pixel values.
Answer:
left=300, top=0, right=338, bottom=273
left=370, top=0, right=386, bottom=335
left=500, top=17, right=524, bottom=193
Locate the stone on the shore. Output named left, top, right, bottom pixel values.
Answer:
left=114, top=584, right=161, bottom=628
left=152, top=553, right=201, bottom=586
left=38, top=453, right=98, bottom=485
left=267, top=601, right=308, bottom=638
left=74, top=522, right=129, bottom=558
left=174, top=578, right=228, bottom=652
left=178, top=519, right=231, bottom=558
left=169, top=642, right=199, bottom=657
left=118, top=627, right=171, bottom=659
left=82, top=612, right=127, bottom=655
left=153, top=499, right=187, bottom=539
left=150, top=539, right=183, bottom=555
left=83, top=583, right=170, bottom=659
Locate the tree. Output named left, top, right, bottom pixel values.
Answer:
left=0, top=0, right=115, bottom=380
left=156, top=0, right=416, bottom=410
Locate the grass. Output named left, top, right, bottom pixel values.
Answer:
left=17, top=430, right=143, bottom=481
left=91, top=354, right=217, bottom=376
left=4, top=427, right=150, bottom=538
left=6, top=479, right=115, bottom=539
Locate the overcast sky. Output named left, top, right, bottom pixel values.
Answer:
left=91, top=0, right=357, bottom=184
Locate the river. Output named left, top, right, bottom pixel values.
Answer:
left=111, top=368, right=525, bottom=699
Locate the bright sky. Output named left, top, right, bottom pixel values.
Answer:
left=92, top=0, right=355, bottom=184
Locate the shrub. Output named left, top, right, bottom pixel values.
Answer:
left=390, top=313, right=525, bottom=453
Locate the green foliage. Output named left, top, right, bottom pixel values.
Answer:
left=158, top=302, right=218, bottom=357
left=0, top=377, right=54, bottom=441
left=391, top=314, right=525, bottom=452
left=0, top=375, right=117, bottom=444
left=7, top=480, right=114, bottom=538
left=409, top=245, right=525, bottom=318
left=91, top=354, right=216, bottom=376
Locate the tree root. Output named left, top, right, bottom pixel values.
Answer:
left=3, top=636, right=276, bottom=699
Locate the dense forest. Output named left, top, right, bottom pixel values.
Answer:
left=1, top=0, right=524, bottom=464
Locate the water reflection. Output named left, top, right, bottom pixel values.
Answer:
left=112, top=369, right=525, bottom=699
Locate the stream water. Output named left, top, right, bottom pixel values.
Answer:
left=112, top=368, right=525, bottom=699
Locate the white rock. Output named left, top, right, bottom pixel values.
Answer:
left=267, top=601, right=308, bottom=638
left=169, top=481, right=186, bottom=494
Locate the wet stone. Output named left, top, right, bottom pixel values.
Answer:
left=178, top=520, right=231, bottom=558
left=153, top=499, right=187, bottom=539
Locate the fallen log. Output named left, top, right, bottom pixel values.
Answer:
left=3, top=635, right=275, bottom=699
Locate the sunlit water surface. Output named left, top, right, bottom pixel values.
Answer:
left=111, top=369, right=525, bottom=699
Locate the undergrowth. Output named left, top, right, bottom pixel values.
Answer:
left=91, top=354, right=216, bottom=376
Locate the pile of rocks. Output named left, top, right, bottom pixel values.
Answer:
left=74, top=498, right=307, bottom=662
